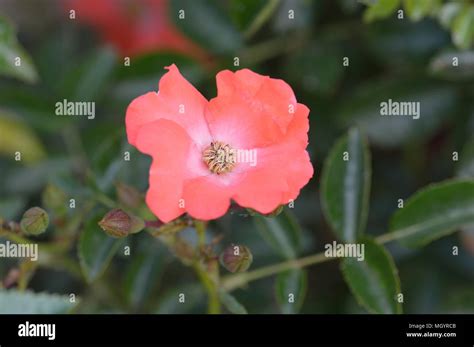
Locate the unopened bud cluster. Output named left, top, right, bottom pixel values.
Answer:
left=20, top=207, right=49, bottom=235
left=98, top=209, right=144, bottom=238
left=219, top=244, right=253, bottom=273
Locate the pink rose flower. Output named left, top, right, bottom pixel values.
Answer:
left=126, top=65, right=313, bottom=222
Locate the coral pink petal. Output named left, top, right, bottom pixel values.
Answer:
left=232, top=167, right=289, bottom=214
left=135, top=119, right=192, bottom=222
left=146, top=180, right=185, bottom=223
left=233, top=143, right=313, bottom=213
left=126, top=64, right=211, bottom=148
left=215, top=69, right=297, bottom=133
left=281, top=150, right=314, bottom=202
left=205, top=96, right=283, bottom=149
left=216, top=69, right=264, bottom=97
left=182, top=176, right=232, bottom=220
left=286, top=103, right=310, bottom=148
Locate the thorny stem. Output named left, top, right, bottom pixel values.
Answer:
left=222, top=232, right=405, bottom=292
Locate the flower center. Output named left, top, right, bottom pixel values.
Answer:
left=202, top=141, right=236, bottom=175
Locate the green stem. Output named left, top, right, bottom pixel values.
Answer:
left=192, top=220, right=221, bottom=314
left=244, top=0, right=281, bottom=39
left=194, top=220, right=206, bottom=246
left=94, top=192, right=116, bottom=209
left=222, top=232, right=401, bottom=292
left=193, top=263, right=221, bottom=314
left=0, top=229, right=29, bottom=244
left=0, top=228, right=69, bottom=253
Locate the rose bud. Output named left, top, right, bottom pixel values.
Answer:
left=98, top=208, right=144, bottom=238
left=220, top=244, right=253, bottom=273
left=20, top=207, right=49, bottom=235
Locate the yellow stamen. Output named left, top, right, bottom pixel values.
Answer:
left=202, top=141, right=236, bottom=175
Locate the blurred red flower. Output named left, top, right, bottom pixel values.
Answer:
left=126, top=65, right=314, bottom=222
left=65, top=0, right=206, bottom=59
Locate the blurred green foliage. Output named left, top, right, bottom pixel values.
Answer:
left=363, top=0, right=474, bottom=50
left=0, top=15, right=37, bottom=83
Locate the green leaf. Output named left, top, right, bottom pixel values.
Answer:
left=61, top=47, right=117, bottom=101
left=389, top=179, right=474, bottom=247
left=321, top=128, right=371, bottom=243
left=0, top=289, right=76, bottom=313
left=275, top=269, right=307, bottom=314
left=94, top=142, right=132, bottom=193
left=154, top=284, right=205, bottom=313
left=35, top=30, right=78, bottom=93
left=0, top=85, right=66, bottom=132
left=438, top=2, right=462, bottom=29
left=4, top=158, right=71, bottom=195
left=283, top=43, right=344, bottom=95
left=430, top=51, right=474, bottom=81
left=218, top=289, right=248, bottom=314
left=78, top=211, right=122, bottom=282
left=0, top=16, right=38, bottom=83
left=0, top=110, right=46, bottom=164
left=456, top=138, right=474, bottom=178
left=124, top=236, right=166, bottom=309
left=170, top=0, right=242, bottom=54
left=403, top=0, right=440, bottom=21
left=366, top=20, right=449, bottom=66
left=254, top=209, right=301, bottom=259
left=340, top=237, right=401, bottom=314
left=452, top=5, right=474, bottom=50
left=363, top=0, right=400, bottom=22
